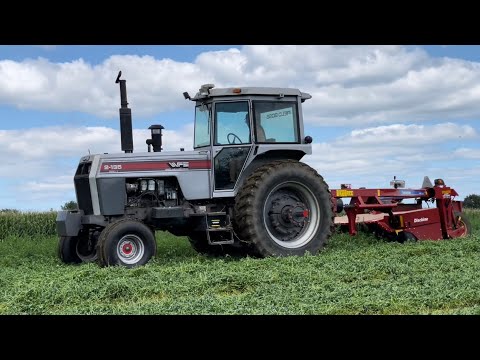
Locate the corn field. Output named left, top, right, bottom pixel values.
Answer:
left=0, top=209, right=478, bottom=242
left=0, top=211, right=57, bottom=240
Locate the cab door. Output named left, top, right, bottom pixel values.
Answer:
left=211, top=100, right=253, bottom=196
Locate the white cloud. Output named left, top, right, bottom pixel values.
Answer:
left=452, top=148, right=480, bottom=159
left=0, top=124, right=193, bottom=164
left=303, top=123, right=479, bottom=195
left=23, top=175, right=73, bottom=197
left=340, top=123, right=477, bottom=145
left=2, top=45, right=480, bottom=126
left=33, top=45, right=57, bottom=51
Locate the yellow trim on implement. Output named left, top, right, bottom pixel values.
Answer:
left=336, top=189, right=353, bottom=197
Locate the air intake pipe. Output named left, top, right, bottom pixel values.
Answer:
left=146, top=125, right=164, bottom=152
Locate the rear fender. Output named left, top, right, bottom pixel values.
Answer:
left=236, top=150, right=307, bottom=190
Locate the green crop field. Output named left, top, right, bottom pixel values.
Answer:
left=0, top=210, right=479, bottom=314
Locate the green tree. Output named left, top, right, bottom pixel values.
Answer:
left=0, top=208, right=20, bottom=213
left=463, top=194, right=480, bottom=209
left=61, top=200, right=78, bottom=210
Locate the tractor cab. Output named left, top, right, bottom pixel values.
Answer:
left=186, top=84, right=313, bottom=191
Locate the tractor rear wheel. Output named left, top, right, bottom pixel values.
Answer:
left=234, top=160, right=334, bottom=257
left=58, top=236, right=82, bottom=264
left=97, top=219, right=157, bottom=268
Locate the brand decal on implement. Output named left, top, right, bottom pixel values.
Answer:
left=414, top=217, right=428, bottom=223
left=336, top=189, right=353, bottom=197
left=400, top=190, right=426, bottom=196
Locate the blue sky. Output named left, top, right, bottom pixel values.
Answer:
left=0, top=45, right=479, bottom=211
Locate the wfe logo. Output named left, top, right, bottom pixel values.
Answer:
left=169, top=162, right=189, bottom=168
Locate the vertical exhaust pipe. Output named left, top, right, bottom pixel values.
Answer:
left=115, top=71, right=134, bottom=153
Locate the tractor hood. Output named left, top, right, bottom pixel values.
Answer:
left=79, top=150, right=210, bottom=178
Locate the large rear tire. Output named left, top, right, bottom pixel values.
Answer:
left=97, top=219, right=157, bottom=268
left=234, top=160, right=334, bottom=257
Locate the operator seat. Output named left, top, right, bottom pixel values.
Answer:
left=256, top=122, right=266, bottom=142
left=256, top=122, right=275, bottom=142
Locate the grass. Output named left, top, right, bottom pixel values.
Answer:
left=0, top=210, right=479, bottom=314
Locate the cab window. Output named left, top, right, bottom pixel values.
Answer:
left=214, top=101, right=251, bottom=145
left=252, top=101, right=299, bottom=143
left=194, top=104, right=211, bottom=148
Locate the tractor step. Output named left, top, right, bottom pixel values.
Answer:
left=205, top=212, right=234, bottom=245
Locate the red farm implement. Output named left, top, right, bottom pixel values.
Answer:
left=332, top=177, right=471, bottom=242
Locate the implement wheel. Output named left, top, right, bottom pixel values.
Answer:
left=454, top=211, right=472, bottom=237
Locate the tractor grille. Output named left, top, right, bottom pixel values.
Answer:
left=74, top=161, right=93, bottom=215
left=75, top=162, right=92, bottom=175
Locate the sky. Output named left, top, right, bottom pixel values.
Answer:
left=0, top=45, right=479, bottom=211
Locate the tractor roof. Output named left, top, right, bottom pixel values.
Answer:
left=192, top=84, right=312, bottom=102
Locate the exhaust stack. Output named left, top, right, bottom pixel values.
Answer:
left=115, top=71, right=134, bottom=153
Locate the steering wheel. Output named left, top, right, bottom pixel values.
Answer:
left=227, top=133, right=242, bottom=144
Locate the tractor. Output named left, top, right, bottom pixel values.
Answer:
left=56, top=72, right=334, bottom=267
left=57, top=72, right=471, bottom=268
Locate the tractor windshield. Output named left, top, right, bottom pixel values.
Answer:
left=194, top=104, right=211, bottom=148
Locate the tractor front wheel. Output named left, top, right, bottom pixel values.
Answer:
left=58, top=236, right=82, bottom=264
left=97, top=219, right=157, bottom=268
